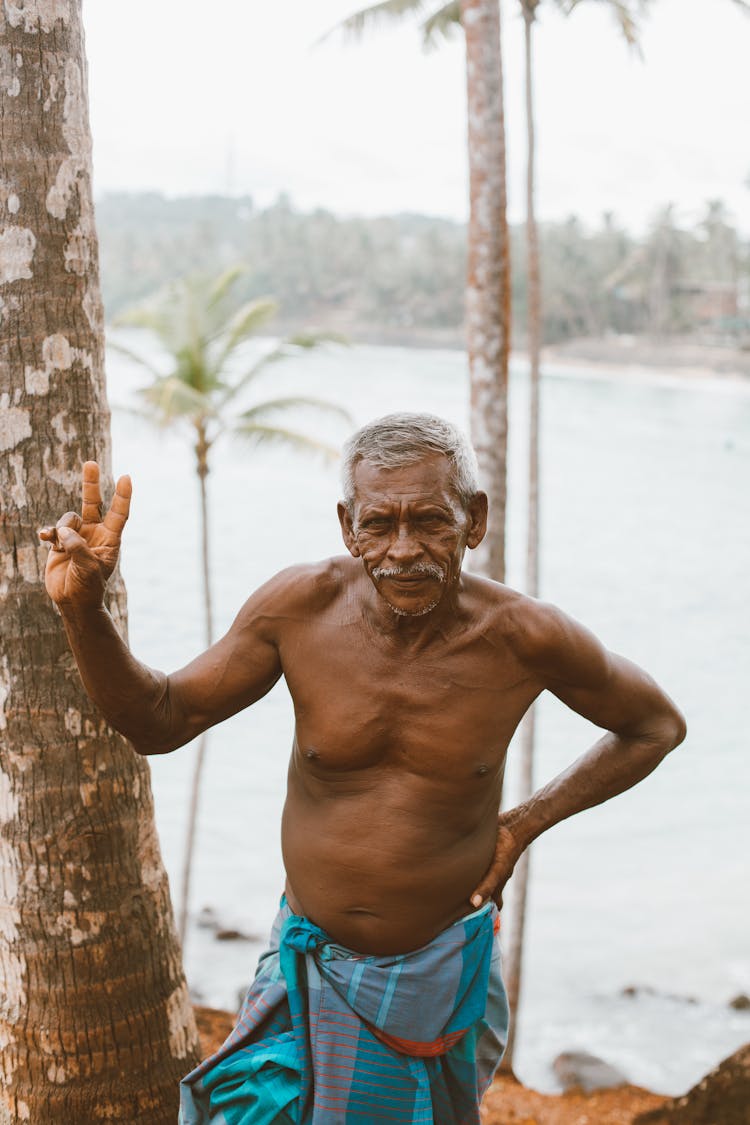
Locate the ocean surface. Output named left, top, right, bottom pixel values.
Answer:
left=106, top=336, right=750, bottom=1096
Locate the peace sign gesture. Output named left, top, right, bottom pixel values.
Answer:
left=39, top=461, right=132, bottom=609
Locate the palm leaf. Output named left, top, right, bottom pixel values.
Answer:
left=318, top=0, right=432, bottom=44
left=558, top=0, right=651, bottom=51
left=216, top=332, right=347, bottom=411
left=422, top=0, right=461, bottom=48
left=206, top=264, right=246, bottom=312
left=229, top=422, right=341, bottom=462
left=114, top=302, right=174, bottom=341
left=136, top=376, right=216, bottom=426
left=209, top=297, right=279, bottom=379
left=237, top=396, right=353, bottom=426
left=107, top=338, right=165, bottom=381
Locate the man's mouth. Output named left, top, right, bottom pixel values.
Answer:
left=371, top=564, right=446, bottom=584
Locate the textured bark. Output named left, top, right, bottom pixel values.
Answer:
left=460, top=0, right=510, bottom=582
left=0, top=3, right=199, bottom=1121
left=501, top=2, right=541, bottom=1073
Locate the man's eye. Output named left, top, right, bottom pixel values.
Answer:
left=361, top=518, right=389, bottom=530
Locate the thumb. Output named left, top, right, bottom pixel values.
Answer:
left=57, top=525, right=95, bottom=562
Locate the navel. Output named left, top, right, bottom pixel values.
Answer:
left=303, top=747, right=320, bottom=761
left=476, top=763, right=490, bottom=777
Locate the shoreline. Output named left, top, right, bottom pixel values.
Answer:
left=267, top=321, right=750, bottom=382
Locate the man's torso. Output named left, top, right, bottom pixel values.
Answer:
left=273, top=556, right=543, bottom=954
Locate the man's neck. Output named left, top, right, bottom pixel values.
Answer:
left=360, top=574, right=466, bottom=651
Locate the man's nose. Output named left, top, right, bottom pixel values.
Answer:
left=387, top=522, right=422, bottom=562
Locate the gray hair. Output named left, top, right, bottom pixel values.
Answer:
left=341, top=412, right=479, bottom=512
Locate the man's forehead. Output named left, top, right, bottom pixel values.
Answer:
left=351, top=453, right=459, bottom=503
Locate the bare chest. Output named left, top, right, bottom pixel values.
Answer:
left=280, top=620, right=538, bottom=778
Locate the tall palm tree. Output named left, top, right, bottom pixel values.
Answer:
left=503, top=0, right=749, bottom=1071
left=0, top=4, right=200, bottom=1120
left=323, top=0, right=510, bottom=582
left=114, top=272, right=350, bottom=944
left=500, top=0, right=655, bottom=1073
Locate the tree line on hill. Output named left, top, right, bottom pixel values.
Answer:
left=98, top=191, right=750, bottom=346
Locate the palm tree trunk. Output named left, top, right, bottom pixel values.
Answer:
left=501, top=3, right=541, bottom=1074
left=0, top=5, right=199, bottom=1119
left=178, top=429, right=214, bottom=944
left=460, top=0, right=510, bottom=583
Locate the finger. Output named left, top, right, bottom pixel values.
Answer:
left=81, top=461, right=103, bottom=524
left=56, top=511, right=83, bottom=532
left=102, top=474, right=132, bottom=539
left=470, top=882, right=493, bottom=909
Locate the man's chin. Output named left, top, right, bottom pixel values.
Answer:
left=382, top=595, right=441, bottom=618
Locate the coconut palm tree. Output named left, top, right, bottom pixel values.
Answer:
left=113, top=271, right=350, bottom=943
left=0, top=4, right=200, bottom=1120
left=503, top=0, right=749, bottom=1071
left=501, top=0, right=657, bottom=1073
left=323, top=0, right=510, bottom=583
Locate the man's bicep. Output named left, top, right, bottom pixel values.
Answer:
left=527, top=604, right=677, bottom=738
left=164, top=583, right=287, bottom=745
left=548, top=651, right=674, bottom=738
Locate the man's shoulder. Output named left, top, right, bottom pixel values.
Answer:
left=254, top=555, right=355, bottom=615
left=464, top=574, right=584, bottom=661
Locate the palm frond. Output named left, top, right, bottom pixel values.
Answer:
left=318, top=0, right=432, bottom=45
left=422, top=1, right=461, bottom=49
left=209, top=297, right=279, bottom=379
left=110, top=401, right=163, bottom=425
left=206, top=264, right=246, bottom=312
left=558, top=0, right=652, bottom=52
left=136, top=376, right=216, bottom=427
left=230, top=422, right=341, bottom=462
left=114, top=302, right=174, bottom=340
left=216, top=332, right=346, bottom=411
left=237, top=396, right=354, bottom=426
left=107, top=339, right=165, bottom=381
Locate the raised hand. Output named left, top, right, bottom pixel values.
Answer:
left=38, top=461, right=132, bottom=609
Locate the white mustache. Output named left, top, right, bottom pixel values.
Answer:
left=371, top=563, right=446, bottom=582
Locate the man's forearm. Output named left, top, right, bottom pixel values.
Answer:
left=507, top=722, right=684, bottom=850
left=59, top=602, right=174, bottom=753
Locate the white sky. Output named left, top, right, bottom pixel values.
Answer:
left=84, top=0, right=750, bottom=236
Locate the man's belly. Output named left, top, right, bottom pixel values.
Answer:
left=281, top=779, right=499, bottom=955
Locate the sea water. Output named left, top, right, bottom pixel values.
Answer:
left=107, top=337, right=750, bottom=1095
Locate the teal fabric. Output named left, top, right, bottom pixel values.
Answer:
left=179, top=898, right=508, bottom=1124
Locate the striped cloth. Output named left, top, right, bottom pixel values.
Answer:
left=179, top=896, right=508, bottom=1125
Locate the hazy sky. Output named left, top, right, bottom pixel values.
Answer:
left=84, top=0, right=750, bottom=235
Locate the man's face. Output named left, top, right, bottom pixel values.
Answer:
left=337, top=454, right=487, bottom=618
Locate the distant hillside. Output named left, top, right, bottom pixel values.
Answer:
left=96, top=192, right=749, bottom=347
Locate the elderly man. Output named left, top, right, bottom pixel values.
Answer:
left=41, top=412, right=685, bottom=1125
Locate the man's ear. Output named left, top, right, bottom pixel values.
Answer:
left=466, top=491, right=488, bottom=550
left=337, top=501, right=361, bottom=557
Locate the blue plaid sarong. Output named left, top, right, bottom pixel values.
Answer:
left=179, top=896, right=508, bottom=1124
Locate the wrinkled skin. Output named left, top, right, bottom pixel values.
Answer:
left=41, top=457, right=686, bottom=955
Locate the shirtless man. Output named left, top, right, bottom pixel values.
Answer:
left=40, top=413, right=685, bottom=1123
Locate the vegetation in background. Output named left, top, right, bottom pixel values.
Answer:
left=114, top=267, right=350, bottom=946
left=98, top=192, right=750, bottom=349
